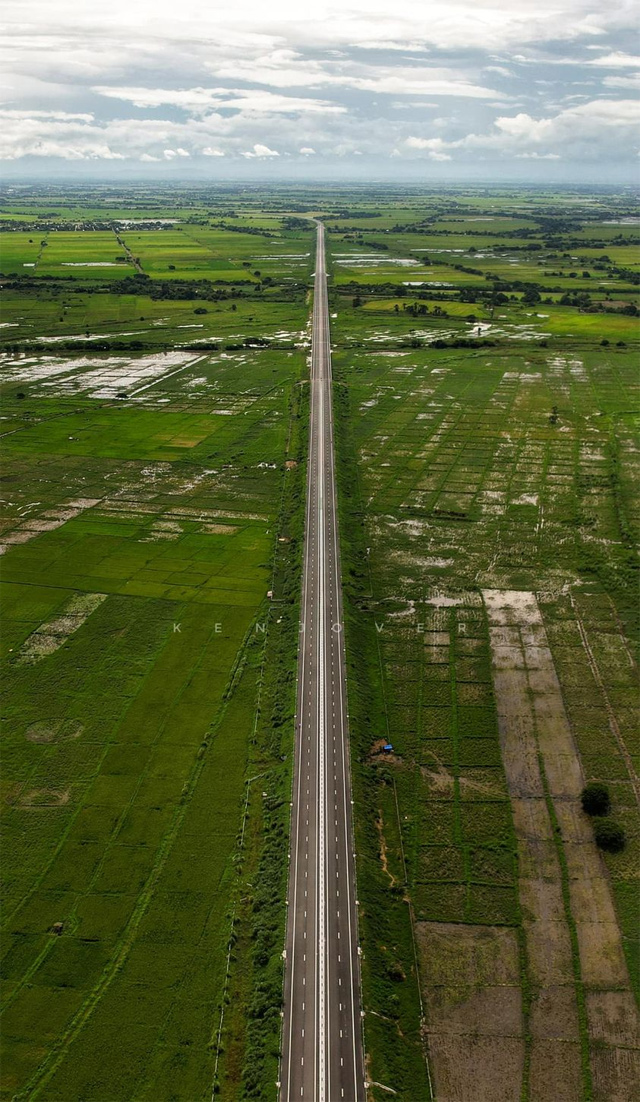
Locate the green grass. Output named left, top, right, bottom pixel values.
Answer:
left=0, top=232, right=44, bottom=273
left=0, top=312, right=307, bottom=1099
left=0, top=290, right=309, bottom=348
left=328, top=194, right=639, bottom=1099
left=1, top=184, right=638, bottom=1102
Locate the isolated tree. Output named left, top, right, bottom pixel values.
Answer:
left=594, top=820, right=625, bottom=853
left=581, top=782, right=610, bottom=816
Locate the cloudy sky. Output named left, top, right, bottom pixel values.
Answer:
left=1, top=0, right=639, bottom=181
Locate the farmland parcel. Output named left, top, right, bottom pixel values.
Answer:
left=1, top=184, right=639, bottom=1101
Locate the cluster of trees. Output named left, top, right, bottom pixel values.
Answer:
left=2, top=335, right=301, bottom=355
left=2, top=275, right=78, bottom=285
left=347, top=335, right=499, bottom=351
left=3, top=338, right=152, bottom=353
left=611, top=266, right=640, bottom=286
left=113, top=221, right=176, bottom=231
left=332, top=209, right=382, bottom=219
left=390, top=219, right=436, bottom=232
left=560, top=290, right=593, bottom=308
left=456, top=281, right=546, bottom=305
left=452, top=263, right=484, bottom=276
left=347, top=276, right=637, bottom=318
left=581, top=783, right=626, bottom=853
left=282, top=216, right=309, bottom=230
left=110, top=274, right=247, bottom=300
left=343, top=280, right=448, bottom=298
left=559, top=289, right=638, bottom=315
left=0, top=220, right=120, bottom=232
left=401, top=302, right=449, bottom=318
left=558, top=235, right=639, bottom=250
left=429, top=336, right=496, bottom=349
left=209, top=221, right=275, bottom=238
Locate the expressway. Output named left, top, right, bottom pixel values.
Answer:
left=280, top=223, right=365, bottom=1102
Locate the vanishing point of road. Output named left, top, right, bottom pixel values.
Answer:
left=280, top=223, right=366, bottom=1102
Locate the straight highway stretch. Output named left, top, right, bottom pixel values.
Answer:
left=280, top=223, right=365, bottom=1102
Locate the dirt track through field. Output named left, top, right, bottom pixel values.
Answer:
left=483, top=589, right=639, bottom=1102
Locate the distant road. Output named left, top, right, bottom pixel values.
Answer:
left=280, top=224, right=365, bottom=1102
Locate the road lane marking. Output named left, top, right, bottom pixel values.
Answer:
left=281, top=223, right=362, bottom=1102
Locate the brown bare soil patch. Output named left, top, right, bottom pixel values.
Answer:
left=588, top=991, right=640, bottom=1102
left=25, top=721, right=60, bottom=743
left=528, top=1039, right=584, bottom=1102
left=375, top=812, right=397, bottom=889
left=1, top=497, right=100, bottom=551
left=420, top=763, right=455, bottom=797
left=60, top=720, right=84, bottom=740
left=369, top=737, right=403, bottom=769
left=420, top=762, right=506, bottom=802
left=416, top=922, right=524, bottom=1102
left=16, top=592, right=107, bottom=665
left=426, top=1034, right=524, bottom=1102
left=483, top=588, right=640, bottom=1100
left=24, top=719, right=84, bottom=744
left=19, top=789, right=70, bottom=808
left=201, top=523, right=238, bottom=535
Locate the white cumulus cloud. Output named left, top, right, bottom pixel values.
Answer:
left=405, top=98, right=640, bottom=162
left=242, top=142, right=280, bottom=157
left=93, top=85, right=346, bottom=115
left=0, top=0, right=638, bottom=174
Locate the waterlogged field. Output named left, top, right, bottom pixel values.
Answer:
left=0, top=290, right=309, bottom=351
left=1, top=184, right=639, bottom=1102
left=0, top=208, right=312, bottom=353
left=0, top=187, right=318, bottom=1101
left=329, top=189, right=639, bottom=1102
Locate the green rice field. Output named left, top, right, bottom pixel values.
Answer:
left=327, top=189, right=639, bottom=1101
left=1, top=183, right=638, bottom=1102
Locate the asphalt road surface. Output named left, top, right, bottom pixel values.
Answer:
left=280, top=223, right=365, bottom=1102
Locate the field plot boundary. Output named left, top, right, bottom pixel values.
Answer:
left=483, top=589, right=640, bottom=1102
